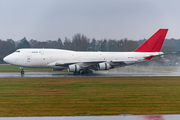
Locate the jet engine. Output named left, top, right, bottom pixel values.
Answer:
left=98, top=62, right=111, bottom=70
left=68, top=64, right=81, bottom=72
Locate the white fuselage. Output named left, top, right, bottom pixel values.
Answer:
left=3, top=48, right=162, bottom=70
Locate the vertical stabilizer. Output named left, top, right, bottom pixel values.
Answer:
left=134, top=29, right=168, bottom=52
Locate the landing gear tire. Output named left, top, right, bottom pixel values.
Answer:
left=21, top=70, right=24, bottom=74
left=87, top=70, right=93, bottom=73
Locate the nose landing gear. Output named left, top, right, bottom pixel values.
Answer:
left=20, top=67, right=24, bottom=74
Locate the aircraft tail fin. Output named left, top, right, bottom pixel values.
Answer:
left=134, top=29, right=168, bottom=52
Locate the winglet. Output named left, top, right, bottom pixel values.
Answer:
left=134, top=29, right=168, bottom=52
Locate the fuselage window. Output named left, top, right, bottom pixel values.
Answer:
left=15, top=50, right=20, bottom=53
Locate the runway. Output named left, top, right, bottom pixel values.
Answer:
left=0, top=70, right=180, bottom=78
left=0, top=114, right=179, bottom=120
left=0, top=66, right=180, bottom=78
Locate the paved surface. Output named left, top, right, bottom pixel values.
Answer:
left=0, top=71, right=180, bottom=78
left=0, top=114, right=179, bottom=120
left=0, top=66, right=180, bottom=78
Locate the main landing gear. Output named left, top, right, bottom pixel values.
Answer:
left=80, top=69, right=93, bottom=74
left=73, top=69, right=93, bottom=75
left=20, top=67, right=24, bottom=74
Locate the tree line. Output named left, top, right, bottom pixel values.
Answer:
left=0, top=33, right=179, bottom=63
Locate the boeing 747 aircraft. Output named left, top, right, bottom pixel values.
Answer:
left=3, top=29, right=168, bottom=74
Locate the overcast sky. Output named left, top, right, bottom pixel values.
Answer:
left=0, top=0, right=180, bottom=41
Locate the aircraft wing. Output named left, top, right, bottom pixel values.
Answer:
left=47, top=59, right=140, bottom=70
left=47, top=60, right=106, bottom=67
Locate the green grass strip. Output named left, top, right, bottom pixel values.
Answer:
left=0, top=77, right=180, bottom=116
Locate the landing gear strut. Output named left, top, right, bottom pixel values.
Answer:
left=20, top=67, right=24, bottom=74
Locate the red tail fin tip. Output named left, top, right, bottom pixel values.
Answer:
left=134, top=29, right=168, bottom=52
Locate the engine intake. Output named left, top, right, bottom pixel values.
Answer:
left=98, top=63, right=111, bottom=70
left=68, top=64, right=80, bottom=72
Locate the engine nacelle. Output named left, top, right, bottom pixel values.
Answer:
left=68, top=64, right=81, bottom=72
left=98, top=63, right=111, bottom=70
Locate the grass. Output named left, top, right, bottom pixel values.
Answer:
left=0, top=77, right=180, bottom=116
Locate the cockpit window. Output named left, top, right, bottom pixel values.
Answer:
left=15, top=50, right=20, bottom=52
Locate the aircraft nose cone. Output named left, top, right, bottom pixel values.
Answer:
left=3, top=56, right=8, bottom=63
left=3, top=55, right=11, bottom=64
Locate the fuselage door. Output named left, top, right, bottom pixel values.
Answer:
left=39, top=49, right=44, bottom=55
left=27, top=56, right=31, bottom=62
